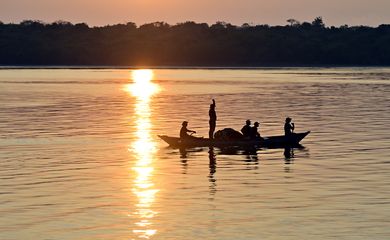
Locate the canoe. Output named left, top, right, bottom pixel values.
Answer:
left=158, top=131, right=310, bottom=148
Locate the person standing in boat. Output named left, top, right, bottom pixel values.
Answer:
left=209, top=99, right=217, bottom=139
left=180, top=121, right=196, bottom=139
left=284, top=117, right=295, bottom=136
left=241, top=119, right=252, bottom=138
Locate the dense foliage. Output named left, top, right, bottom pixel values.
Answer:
left=1, top=18, right=390, bottom=66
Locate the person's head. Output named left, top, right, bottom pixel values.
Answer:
left=182, top=121, right=188, bottom=127
left=285, top=117, right=292, bottom=123
left=254, top=122, right=259, bottom=127
left=210, top=104, right=215, bottom=109
left=246, top=119, right=251, bottom=125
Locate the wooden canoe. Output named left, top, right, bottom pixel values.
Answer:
left=158, top=131, right=310, bottom=148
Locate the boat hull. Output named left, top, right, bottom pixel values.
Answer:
left=158, top=131, right=310, bottom=148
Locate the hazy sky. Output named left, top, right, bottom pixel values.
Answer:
left=1, top=0, right=390, bottom=27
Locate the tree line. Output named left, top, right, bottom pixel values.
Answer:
left=1, top=17, right=390, bottom=66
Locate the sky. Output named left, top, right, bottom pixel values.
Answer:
left=1, top=0, right=390, bottom=27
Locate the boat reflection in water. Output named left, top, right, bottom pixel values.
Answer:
left=127, top=69, right=160, bottom=239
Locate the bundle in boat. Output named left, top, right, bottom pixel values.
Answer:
left=214, top=128, right=244, bottom=141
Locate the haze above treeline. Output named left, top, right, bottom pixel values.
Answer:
left=1, top=17, right=390, bottom=66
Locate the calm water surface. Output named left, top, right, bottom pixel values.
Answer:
left=0, top=68, right=389, bottom=239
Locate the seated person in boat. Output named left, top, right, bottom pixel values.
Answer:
left=241, top=119, right=252, bottom=138
left=284, top=117, right=295, bottom=136
left=180, top=121, right=197, bottom=139
left=249, top=121, right=263, bottom=140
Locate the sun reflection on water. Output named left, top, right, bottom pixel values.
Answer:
left=127, top=69, right=159, bottom=239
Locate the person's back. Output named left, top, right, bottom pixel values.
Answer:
left=180, top=126, right=188, bottom=138
left=241, top=120, right=251, bottom=138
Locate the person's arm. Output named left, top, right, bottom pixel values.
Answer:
left=187, top=129, right=196, bottom=134
left=212, top=99, right=216, bottom=107
left=291, top=123, right=295, bottom=130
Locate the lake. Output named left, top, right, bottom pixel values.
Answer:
left=0, top=68, right=389, bottom=240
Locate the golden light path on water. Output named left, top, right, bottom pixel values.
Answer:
left=126, top=69, right=160, bottom=239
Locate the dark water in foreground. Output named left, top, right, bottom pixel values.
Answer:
left=0, top=68, right=389, bottom=239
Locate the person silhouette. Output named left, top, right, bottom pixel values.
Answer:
left=209, top=99, right=217, bottom=139
left=284, top=117, right=295, bottom=136
left=241, top=119, right=251, bottom=138
left=180, top=121, right=196, bottom=139
left=250, top=121, right=261, bottom=139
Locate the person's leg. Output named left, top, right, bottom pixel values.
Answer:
left=209, top=121, right=216, bottom=139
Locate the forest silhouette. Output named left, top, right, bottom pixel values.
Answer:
left=1, top=17, right=390, bottom=66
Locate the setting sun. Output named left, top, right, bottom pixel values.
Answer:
left=127, top=69, right=159, bottom=99
left=132, top=69, right=154, bottom=84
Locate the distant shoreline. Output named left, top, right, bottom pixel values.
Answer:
left=2, top=19, right=390, bottom=66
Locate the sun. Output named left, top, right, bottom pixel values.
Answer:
left=132, top=69, right=154, bottom=84
left=126, top=69, right=159, bottom=100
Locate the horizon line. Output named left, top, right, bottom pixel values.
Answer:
left=1, top=18, right=389, bottom=28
